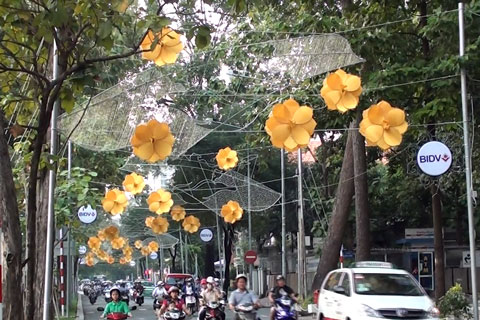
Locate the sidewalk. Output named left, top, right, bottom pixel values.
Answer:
left=76, top=291, right=84, bottom=320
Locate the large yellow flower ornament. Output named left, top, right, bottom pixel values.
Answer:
left=134, top=240, right=143, bottom=249
left=88, top=236, right=101, bottom=250
left=182, top=215, right=201, bottom=233
left=94, top=249, right=108, bottom=261
left=148, top=241, right=159, bottom=253
left=111, top=237, right=126, bottom=250
left=359, top=100, right=408, bottom=150
left=123, top=172, right=146, bottom=195
left=265, top=98, right=317, bottom=152
left=123, top=246, right=133, bottom=257
left=150, top=216, right=169, bottom=234
left=216, top=147, right=238, bottom=170
left=102, top=189, right=128, bottom=215
left=171, top=205, right=186, bottom=222
left=131, top=119, right=175, bottom=163
left=147, top=189, right=174, bottom=214
left=141, top=246, right=150, bottom=256
left=104, top=226, right=120, bottom=241
left=221, top=200, right=244, bottom=224
left=320, top=69, right=362, bottom=113
left=140, top=28, right=184, bottom=66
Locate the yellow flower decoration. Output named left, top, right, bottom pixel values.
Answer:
left=86, top=257, right=95, bottom=267
left=145, top=216, right=155, bottom=227
left=171, top=205, right=186, bottom=222
left=148, top=241, right=159, bottom=253
left=134, top=240, right=143, bottom=249
left=94, top=249, right=108, bottom=261
left=111, top=237, right=126, bottom=250
left=320, top=69, right=362, bottom=113
left=264, top=98, right=317, bottom=152
left=97, top=229, right=107, bottom=241
left=123, top=172, right=146, bottom=195
left=130, top=119, right=175, bottom=163
left=86, top=251, right=95, bottom=259
left=141, top=246, right=150, bottom=256
left=124, top=255, right=132, bottom=263
left=123, top=246, right=133, bottom=256
left=104, top=226, right=119, bottom=241
left=216, top=147, right=238, bottom=170
left=88, top=236, right=101, bottom=250
left=359, top=100, right=408, bottom=150
left=150, top=216, right=169, bottom=234
left=102, top=189, right=128, bottom=215
left=182, top=215, right=201, bottom=233
left=140, top=28, right=184, bottom=66
left=147, top=189, right=174, bottom=214
left=107, top=256, right=115, bottom=264
left=221, top=200, right=244, bottom=224
left=119, top=257, right=127, bottom=265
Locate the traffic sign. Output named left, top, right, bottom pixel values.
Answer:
left=244, top=250, right=257, bottom=264
left=200, top=228, right=214, bottom=242
left=77, top=205, right=97, bottom=224
left=417, top=141, right=452, bottom=176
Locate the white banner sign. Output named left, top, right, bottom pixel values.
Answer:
left=417, top=141, right=452, bottom=176
left=77, top=205, right=97, bottom=224
left=200, top=228, right=214, bottom=242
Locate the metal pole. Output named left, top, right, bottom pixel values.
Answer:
left=247, top=149, right=253, bottom=286
left=160, top=248, right=164, bottom=278
left=185, top=234, right=189, bottom=274
left=459, top=3, right=478, bottom=319
left=215, top=214, right=223, bottom=279
left=281, top=149, right=287, bottom=277
left=297, top=149, right=307, bottom=298
left=195, top=254, right=198, bottom=277
left=66, top=140, right=72, bottom=317
left=43, top=38, right=60, bottom=320
left=179, top=228, right=185, bottom=273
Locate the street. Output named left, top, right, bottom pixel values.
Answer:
left=81, top=294, right=272, bottom=320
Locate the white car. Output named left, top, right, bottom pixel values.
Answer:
left=316, top=261, right=440, bottom=320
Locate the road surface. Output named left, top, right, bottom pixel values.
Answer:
left=81, top=294, right=271, bottom=320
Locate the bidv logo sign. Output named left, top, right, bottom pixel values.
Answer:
left=77, top=204, right=97, bottom=224
left=199, top=228, right=214, bottom=242
left=417, top=141, right=452, bottom=176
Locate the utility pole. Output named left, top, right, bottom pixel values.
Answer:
left=459, top=3, right=478, bottom=319
left=43, top=37, right=60, bottom=320
left=66, top=140, right=72, bottom=317
left=247, top=149, right=253, bottom=286
left=185, top=234, right=189, bottom=274
left=179, top=228, right=185, bottom=273
left=281, top=149, right=287, bottom=277
left=297, top=149, right=307, bottom=298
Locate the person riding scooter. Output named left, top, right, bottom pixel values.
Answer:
left=158, top=286, right=191, bottom=318
left=229, top=274, right=260, bottom=320
left=199, top=277, right=225, bottom=320
left=101, top=287, right=132, bottom=318
left=268, top=275, right=297, bottom=320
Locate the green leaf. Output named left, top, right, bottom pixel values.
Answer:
left=97, top=21, right=113, bottom=39
left=195, top=26, right=211, bottom=49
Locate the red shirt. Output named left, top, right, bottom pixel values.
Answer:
left=162, top=298, right=184, bottom=310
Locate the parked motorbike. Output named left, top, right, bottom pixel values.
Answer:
left=234, top=304, right=256, bottom=320
left=163, top=308, right=186, bottom=320
left=274, top=297, right=296, bottom=320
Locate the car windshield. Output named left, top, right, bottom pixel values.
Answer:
left=353, top=273, right=424, bottom=296
left=167, top=277, right=185, bottom=286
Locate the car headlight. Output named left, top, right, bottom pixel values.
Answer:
left=428, top=306, right=440, bottom=318
left=360, top=304, right=382, bottom=318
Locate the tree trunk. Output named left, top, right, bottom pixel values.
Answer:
left=204, top=242, right=215, bottom=277
left=431, top=184, right=445, bottom=300
left=222, top=224, right=234, bottom=293
left=311, top=125, right=355, bottom=290
left=168, top=245, right=178, bottom=273
left=353, top=112, right=370, bottom=261
left=0, top=113, right=24, bottom=320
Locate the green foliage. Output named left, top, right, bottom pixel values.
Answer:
left=438, top=283, right=472, bottom=319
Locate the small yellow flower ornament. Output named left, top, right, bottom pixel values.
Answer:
left=104, top=226, right=120, bottom=241
left=221, top=200, right=244, bottom=224
left=123, top=172, right=146, bottom=195
left=216, top=147, right=238, bottom=170
left=171, top=205, right=186, bottom=221
left=182, top=215, right=201, bottom=233
left=265, top=98, right=316, bottom=152
left=131, top=119, right=175, bottom=163
left=320, top=69, right=362, bottom=113
left=147, top=189, right=174, bottom=214
left=111, top=237, right=126, bottom=250
left=88, top=236, right=101, bottom=250
left=150, top=216, right=169, bottom=234
left=148, top=241, right=159, bottom=253
left=140, top=28, right=184, bottom=66
left=102, top=189, right=128, bottom=215
left=359, top=100, right=408, bottom=150
left=134, top=240, right=143, bottom=249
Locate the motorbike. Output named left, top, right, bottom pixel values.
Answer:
left=204, top=301, right=223, bottom=320
left=132, top=288, right=144, bottom=306
left=88, top=288, right=97, bottom=305
left=184, top=293, right=197, bottom=314
left=97, top=306, right=137, bottom=320
left=274, top=297, right=296, bottom=320
left=163, top=308, right=186, bottom=320
left=234, top=304, right=257, bottom=320
left=121, top=291, right=130, bottom=306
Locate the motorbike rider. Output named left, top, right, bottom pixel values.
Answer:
left=102, top=287, right=132, bottom=318
left=268, top=275, right=297, bottom=320
left=153, top=281, right=167, bottom=300
left=134, top=280, right=145, bottom=294
left=158, top=286, right=191, bottom=318
left=199, top=278, right=208, bottom=294
left=182, top=277, right=197, bottom=297
left=229, top=274, right=260, bottom=320
left=198, top=277, right=225, bottom=320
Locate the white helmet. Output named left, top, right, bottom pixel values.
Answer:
left=206, top=276, right=215, bottom=284
left=157, top=281, right=164, bottom=286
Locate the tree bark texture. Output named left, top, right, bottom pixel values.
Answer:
left=0, top=113, right=24, bottom=320
left=311, top=125, right=355, bottom=290
left=353, top=112, right=370, bottom=261
left=222, top=224, right=234, bottom=293
left=204, top=241, right=215, bottom=277
left=431, top=184, right=445, bottom=300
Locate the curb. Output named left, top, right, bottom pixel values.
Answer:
left=77, top=292, right=84, bottom=320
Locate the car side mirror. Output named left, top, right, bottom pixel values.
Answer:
left=131, top=306, right=137, bottom=311
left=333, top=285, right=346, bottom=295
left=97, top=307, right=105, bottom=312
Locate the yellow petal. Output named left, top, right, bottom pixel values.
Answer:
left=159, top=48, right=179, bottom=64
left=377, top=100, right=393, bottom=114
left=283, top=98, right=300, bottom=115
left=284, top=136, right=298, bottom=151
left=116, top=193, right=127, bottom=204
left=302, top=119, right=317, bottom=135
left=324, top=90, right=342, bottom=110
left=265, top=117, right=280, bottom=135
left=134, top=124, right=153, bottom=142
left=364, top=125, right=384, bottom=143
left=377, top=137, right=390, bottom=150
left=291, top=126, right=311, bottom=145
left=142, top=44, right=162, bottom=61
left=272, top=104, right=292, bottom=124
left=149, top=202, right=160, bottom=212
left=384, top=128, right=402, bottom=147
left=151, top=122, right=170, bottom=140
left=153, top=140, right=173, bottom=160
left=344, top=75, right=361, bottom=92
left=326, top=73, right=344, bottom=91
left=271, top=124, right=291, bottom=144
left=292, top=106, right=313, bottom=125
left=134, top=142, right=154, bottom=161
left=338, top=92, right=358, bottom=110
left=334, top=69, right=348, bottom=82
left=393, top=121, right=408, bottom=134
left=102, top=200, right=114, bottom=212
left=367, top=105, right=385, bottom=125
left=385, top=108, right=406, bottom=127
